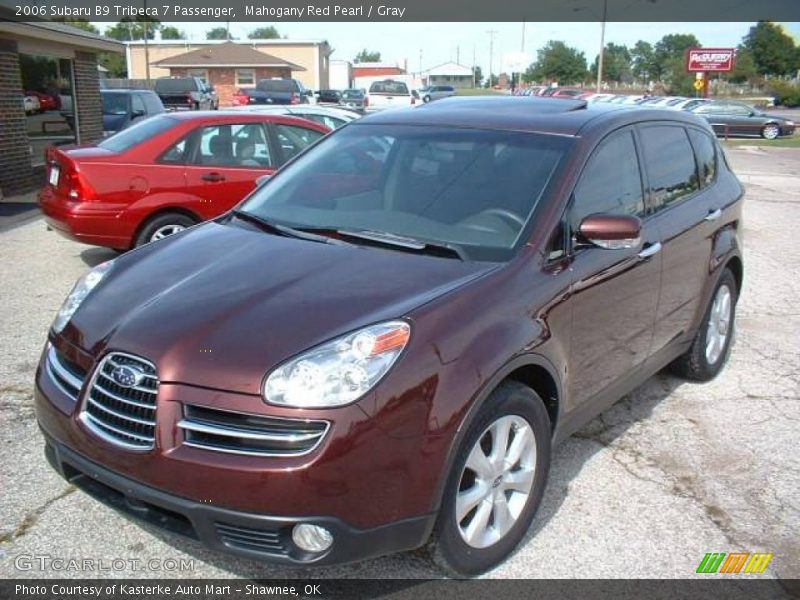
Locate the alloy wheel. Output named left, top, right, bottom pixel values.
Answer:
left=705, top=283, right=732, bottom=365
left=456, top=415, right=536, bottom=549
left=150, top=224, right=186, bottom=242
left=762, top=124, right=780, bottom=140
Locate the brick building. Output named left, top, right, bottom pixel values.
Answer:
left=151, top=42, right=306, bottom=107
left=0, top=21, right=123, bottom=197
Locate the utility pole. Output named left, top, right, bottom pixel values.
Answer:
left=143, top=0, right=150, bottom=83
left=596, top=0, right=607, bottom=93
left=472, top=44, right=476, bottom=88
left=521, top=20, right=526, bottom=52
left=419, top=48, right=423, bottom=75
left=456, top=45, right=460, bottom=65
left=487, top=29, right=497, bottom=88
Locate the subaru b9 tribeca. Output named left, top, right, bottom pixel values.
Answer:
left=36, top=97, right=743, bottom=575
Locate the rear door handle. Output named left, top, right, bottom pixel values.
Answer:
left=637, top=242, right=662, bottom=260
left=705, top=208, right=722, bottom=222
left=201, top=172, right=226, bottom=182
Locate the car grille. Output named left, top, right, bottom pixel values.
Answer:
left=178, top=405, right=329, bottom=457
left=215, top=522, right=288, bottom=555
left=45, top=345, right=87, bottom=402
left=80, top=353, right=158, bottom=451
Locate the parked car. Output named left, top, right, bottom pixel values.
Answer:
left=664, top=98, right=710, bottom=112
left=25, top=90, right=60, bottom=111
left=340, top=88, right=367, bottom=111
left=316, top=89, right=342, bottom=104
left=365, top=79, right=416, bottom=110
left=153, top=77, right=214, bottom=111
left=23, top=94, right=40, bottom=115
left=420, top=85, right=456, bottom=103
left=233, top=105, right=360, bottom=130
left=39, top=112, right=329, bottom=250
left=252, top=78, right=313, bottom=105
left=37, top=97, right=743, bottom=575
left=101, top=89, right=165, bottom=135
left=690, top=100, right=796, bottom=139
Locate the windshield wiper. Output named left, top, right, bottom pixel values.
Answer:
left=302, top=227, right=467, bottom=260
left=231, top=210, right=353, bottom=247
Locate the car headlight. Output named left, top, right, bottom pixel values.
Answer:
left=264, top=320, right=410, bottom=408
left=52, top=260, right=114, bottom=334
left=786, top=121, right=795, bottom=127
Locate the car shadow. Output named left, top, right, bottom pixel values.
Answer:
left=133, top=371, right=685, bottom=579
left=79, top=247, right=120, bottom=268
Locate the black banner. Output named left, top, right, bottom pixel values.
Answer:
left=1, top=0, right=800, bottom=22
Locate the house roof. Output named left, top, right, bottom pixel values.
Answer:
left=0, top=20, right=124, bottom=53
left=152, top=42, right=306, bottom=70
left=425, top=62, right=474, bottom=77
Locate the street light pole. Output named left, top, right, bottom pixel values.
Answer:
left=487, top=29, right=497, bottom=89
left=596, top=0, right=607, bottom=93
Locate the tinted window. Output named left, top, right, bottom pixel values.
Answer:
left=369, top=81, right=409, bottom=94
left=160, top=137, right=188, bottom=164
left=154, top=78, right=198, bottom=93
left=131, top=94, right=145, bottom=114
left=571, top=130, right=644, bottom=232
left=240, top=125, right=570, bottom=261
left=142, top=93, right=163, bottom=114
left=298, top=113, right=345, bottom=130
left=194, top=123, right=272, bottom=167
left=257, top=79, right=297, bottom=93
left=342, top=89, right=364, bottom=99
left=639, top=126, right=699, bottom=211
left=274, top=124, right=325, bottom=161
left=101, top=92, right=128, bottom=115
left=688, top=129, right=717, bottom=187
left=98, top=115, right=176, bottom=153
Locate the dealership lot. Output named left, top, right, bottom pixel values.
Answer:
left=0, top=146, right=797, bottom=579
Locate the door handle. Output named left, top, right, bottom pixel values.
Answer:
left=637, top=242, right=662, bottom=260
left=704, top=208, right=722, bottom=222
left=201, top=172, right=226, bottom=182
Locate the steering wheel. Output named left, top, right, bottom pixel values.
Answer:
left=474, top=208, right=526, bottom=230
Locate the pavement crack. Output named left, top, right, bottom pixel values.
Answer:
left=0, top=486, right=77, bottom=545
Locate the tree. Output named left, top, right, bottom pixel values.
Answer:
left=472, top=65, right=483, bottom=87
left=354, top=49, right=381, bottom=63
left=527, top=41, right=587, bottom=85
left=591, top=43, right=631, bottom=83
left=728, top=46, right=758, bottom=83
left=652, top=33, right=700, bottom=94
left=104, top=17, right=161, bottom=41
left=53, top=19, right=99, bottom=34
left=206, top=27, right=232, bottom=40
left=743, top=21, right=799, bottom=77
left=99, top=53, right=127, bottom=78
left=160, top=26, right=185, bottom=40
left=631, top=40, right=656, bottom=83
left=248, top=26, right=281, bottom=39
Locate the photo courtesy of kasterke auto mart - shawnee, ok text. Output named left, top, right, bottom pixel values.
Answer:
left=0, top=0, right=798, bottom=598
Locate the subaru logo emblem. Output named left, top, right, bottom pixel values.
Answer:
left=111, top=365, right=143, bottom=388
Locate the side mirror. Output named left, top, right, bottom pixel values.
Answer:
left=255, top=174, right=271, bottom=187
left=578, top=214, right=642, bottom=250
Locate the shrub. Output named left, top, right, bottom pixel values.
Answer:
left=767, top=80, right=800, bottom=107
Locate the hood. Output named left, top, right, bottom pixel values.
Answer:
left=66, top=220, right=496, bottom=395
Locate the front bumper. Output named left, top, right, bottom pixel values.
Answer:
left=41, top=430, right=434, bottom=566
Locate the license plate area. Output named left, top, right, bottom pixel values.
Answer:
left=49, top=165, right=60, bottom=187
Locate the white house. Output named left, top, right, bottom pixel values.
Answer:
left=422, top=62, right=474, bottom=89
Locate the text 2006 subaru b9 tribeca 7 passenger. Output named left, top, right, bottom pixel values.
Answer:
left=36, top=97, right=743, bottom=575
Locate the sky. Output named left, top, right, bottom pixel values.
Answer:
left=105, top=21, right=800, bottom=75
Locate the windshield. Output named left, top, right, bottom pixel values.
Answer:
left=102, top=93, right=128, bottom=115
left=369, top=81, right=409, bottom=95
left=257, top=79, right=297, bottom=93
left=98, top=115, right=176, bottom=153
left=154, top=78, right=196, bottom=93
left=239, top=124, right=570, bottom=261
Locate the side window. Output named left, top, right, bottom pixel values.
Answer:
left=639, top=125, right=700, bottom=211
left=687, top=129, right=717, bottom=187
left=143, top=93, right=162, bottom=114
left=160, top=137, right=188, bottom=164
left=274, top=124, right=325, bottom=162
left=570, top=130, right=644, bottom=233
left=193, top=123, right=272, bottom=167
left=299, top=113, right=343, bottom=130
left=131, top=94, right=145, bottom=114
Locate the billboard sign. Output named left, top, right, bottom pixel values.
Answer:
left=686, top=48, right=735, bottom=72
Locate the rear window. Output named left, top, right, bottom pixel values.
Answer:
left=369, top=81, right=409, bottom=95
left=98, top=115, right=176, bottom=153
left=154, top=78, right=198, bottom=93
left=342, top=90, right=364, bottom=99
left=257, top=79, right=297, bottom=93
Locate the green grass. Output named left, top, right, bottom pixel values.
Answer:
left=455, top=88, right=505, bottom=96
left=722, top=136, right=800, bottom=148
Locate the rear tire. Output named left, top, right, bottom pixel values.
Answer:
left=670, top=268, right=737, bottom=381
left=425, top=381, right=551, bottom=576
left=761, top=124, right=780, bottom=140
left=134, top=212, right=197, bottom=248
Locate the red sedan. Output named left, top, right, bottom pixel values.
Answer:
left=39, top=112, right=329, bottom=250
left=26, top=90, right=60, bottom=111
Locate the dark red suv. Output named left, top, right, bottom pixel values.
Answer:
left=35, top=97, right=743, bottom=575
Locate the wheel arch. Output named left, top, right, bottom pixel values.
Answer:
left=132, top=206, right=203, bottom=247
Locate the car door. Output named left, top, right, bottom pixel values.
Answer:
left=637, top=124, right=719, bottom=359
left=566, top=128, right=662, bottom=411
left=269, top=122, right=327, bottom=164
left=183, top=122, right=277, bottom=217
left=725, top=102, right=757, bottom=136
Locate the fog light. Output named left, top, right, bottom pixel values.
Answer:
left=292, top=523, right=333, bottom=553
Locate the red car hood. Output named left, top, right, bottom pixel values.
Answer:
left=64, top=220, right=495, bottom=395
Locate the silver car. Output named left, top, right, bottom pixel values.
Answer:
left=420, top=85, right=456, bottom=103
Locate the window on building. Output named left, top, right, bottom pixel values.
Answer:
left=236, top=69, right=255, bottom=87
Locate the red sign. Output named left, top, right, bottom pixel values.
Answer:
left=686, top=48, right=735, bottom=72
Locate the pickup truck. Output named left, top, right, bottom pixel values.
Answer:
left=154, top=77, right=214, bottom=110
left=365, top=79, right=417, bottom=111
left=252, top=78, right=313, bottom=105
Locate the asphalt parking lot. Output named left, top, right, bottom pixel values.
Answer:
left=0, top=145, right=797, bottom=580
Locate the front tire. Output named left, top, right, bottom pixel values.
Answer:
left=426, top=381, right=551, bottom=576
left=670, top=268, right=737, bottom=381
left=423, top=95, right=432, bottom=103
left=761, top=123, right=780, bottom=140
left=134, top=212, right=197, bottom=248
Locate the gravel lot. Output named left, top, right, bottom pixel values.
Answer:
left=0, top=146, right=797, bottom=580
